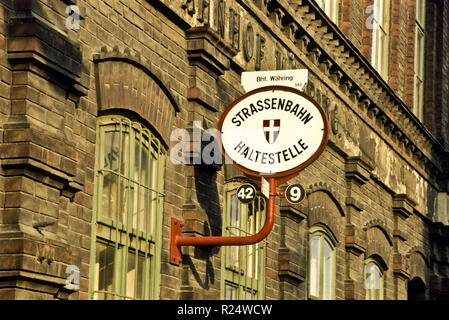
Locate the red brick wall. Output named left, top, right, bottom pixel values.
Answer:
left=341, top=0, right=364, bottom=51
left=403, top=0, right=414, bottom=111
left=389, top=0, right=408, bottom=100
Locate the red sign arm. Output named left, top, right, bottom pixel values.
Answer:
left=169, top=178, right=279, bottom=266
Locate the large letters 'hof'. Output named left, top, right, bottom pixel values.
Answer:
left=219, top=87, right=328, bottom=176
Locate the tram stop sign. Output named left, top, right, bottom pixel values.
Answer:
left=218, top=86, right=329, bottom=178
left=169, top=86, right=330, bottom=267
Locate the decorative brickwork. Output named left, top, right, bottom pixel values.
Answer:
left=0, top=0, right=447, bottom=300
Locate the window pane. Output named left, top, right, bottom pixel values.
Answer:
left=94, top=242, right=115, bottom=300
left=103, top=127, right=129, bottom=173
left=366, top=264, right=376, bottom=299
left=101, top=172, right=119, bottom=220
left=417, top=30, right=425, bottom=78
left=316, top=0, right=338, bottom=23
left=148, top=145, right=160, bottom=237
left=225, top=284, right=237, bottom=300
left=227, top=195, right=240, bottom=268
left=309, top=235, right=320, bottom=298
left=365, top=263, right=383, bottom=300
left=371, top=0, right=389, bottom=78
left=133, top=134, right=152, bottom=234
left=416, top=0, right=425, bottom=25
left=243, top=290, right=253, bottom=300
left=414, top=25, right=425, bottom=120
left=126, top=251, right=136, bottom=299
left=247, top=200, right=258, bottom=279
left=416, top=31, right=423, bottom=72
left=247, top=243, right=260, bottom=279
left=371, top=22, right=379, bottom=69
left=126, top=251, right=145, bottom=300
left=322, top=239, right=333, bottom=300
left=102, top=129, right=129, bottom=224
left=414, top=76, right=424, bottom=119
left=379, top=0, right=384, bottom=25
left=230, top=194, right=240, bottom=233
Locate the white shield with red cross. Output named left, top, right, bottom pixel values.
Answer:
left=263, top=119, right=280, bottom=144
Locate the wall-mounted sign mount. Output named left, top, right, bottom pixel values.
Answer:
left=170, top=85, right=329, bottom=266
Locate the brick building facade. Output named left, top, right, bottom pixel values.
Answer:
left=0, top=0, right=448, bottom=300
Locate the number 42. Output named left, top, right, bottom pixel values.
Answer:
left=236, top=184, right=256, bottom=203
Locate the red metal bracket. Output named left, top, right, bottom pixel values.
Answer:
left=169, top=176, right=295, bottom=266
left=170, top=218, right=183, bottom=265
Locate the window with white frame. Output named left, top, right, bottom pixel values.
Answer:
left=308, top=229, right=335, bottom=300
left=315, top=0, right=340, bottom=25
left=371, top=0, right=390, bottom=80
left=221, top=187, right=266, bottom=300
left=365, top=261, right=384, bottom=300
left=89, top=116, right=166, bottom=300
left=414, top=0, right=426, bottom=121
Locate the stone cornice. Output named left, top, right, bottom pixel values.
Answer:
left=7, top=12, right=88, bottom=98
left=0, top=270, right=76, bottom=299
left=236, top=0, right=447, bottom=180
left=186, top=26, right=239, bottom=77
left=392, top=194, right=417, bottom=219
left=345, top=156, right=374, bottom=186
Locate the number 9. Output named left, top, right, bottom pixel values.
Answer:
left=285, top=184, right=305, bottom=204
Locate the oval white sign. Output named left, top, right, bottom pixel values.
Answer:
left=218, top=86, right=329, bottom=177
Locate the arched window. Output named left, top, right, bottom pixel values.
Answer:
left=89, top=116, right=166, bottom=300
left=408, top=277, right=426, bottom=300
left=365, top=260, right=384, bottom=300
left=221, top=185, right=266, bottom=300
left=308, top=228, right=335, bottom=300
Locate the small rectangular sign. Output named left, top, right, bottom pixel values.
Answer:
left=261, top=177, right=270, bottom=199
left=241, top=69, right=308, bottom=92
